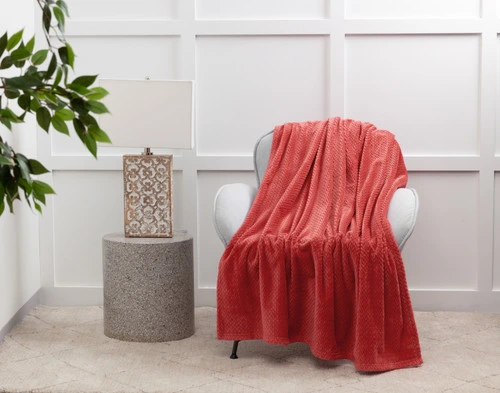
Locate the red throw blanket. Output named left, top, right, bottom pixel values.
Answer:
left=217, top=117, right=423, bottom=371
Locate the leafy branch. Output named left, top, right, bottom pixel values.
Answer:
left=0, top=0, right=111, bottom=215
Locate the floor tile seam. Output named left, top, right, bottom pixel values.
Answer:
left=149, top=357, right=223, bottom=375
left=168, top=378, right=246, bottom=393
left=30, top=314, right=57, bottom=327
left=29, top=376, right=96, bottom=393
left=103, top=358, right=218, bottom=380
left=476, top=373, right=500, bottom=388
left=47, top=341, right=105, bottom=359
left=218, top=357, right=290, bottom=377
left=45, top=352, right=99, bottom=379
left=0, top=352, right=46, bottom=366
left=8, top=334, right=50, bottom=354
left=215, top=366, right=337, bottom=393
left=102, top=371, right=153, bottom=393
left=65, top=318, right=106, bottom=331
left=461, top=344, right=500, bottom=357
left=440, top=381, right=480, bottom=393
left=211, top=370, right=274, bottom=392
left=430, top=368, right=486, bottom=384
left=19, top=375, right=85, bottom=393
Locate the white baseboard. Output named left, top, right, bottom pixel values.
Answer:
left=0, top=290, right=41, bottom=342
left=40, top=287, right=103, bottom=306
left=37, top=286, right=500, bottom=312
left=410, top=289, right=500, bottom=312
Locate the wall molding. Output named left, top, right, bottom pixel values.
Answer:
left=0, top=290, right=40, bottom=342
left=37, top=0, right=500, bottom=312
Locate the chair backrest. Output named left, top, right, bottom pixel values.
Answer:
left=253, top=130, right=274, bottom=186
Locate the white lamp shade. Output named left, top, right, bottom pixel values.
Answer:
left=99, top=79, right=194, bottom=149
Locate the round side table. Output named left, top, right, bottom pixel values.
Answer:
left=102, top=231, right=194, bottom=342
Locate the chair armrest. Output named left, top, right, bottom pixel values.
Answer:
left=387, top=188, right=419, bottom=251
left=213, top=183, right=258, bottom=246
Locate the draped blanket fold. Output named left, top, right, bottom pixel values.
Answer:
left=216, top=117, right=423, bottom=371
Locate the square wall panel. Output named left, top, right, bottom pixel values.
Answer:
left=196, top=35, right=328, bottom=156
left=345, top=0, right=479, bottom=18
left=51, top=36, right=180, bottom=156
left=66, top=0, right=177, bottom=20
left=198, top=171, right=257, bottom=288
left=402, top=172, right=479, bottom=290
left=345, top=35, right=480, bottom=156
left=69, top=36, right=179, bottom=80
left=196, top=0, right=326, bottom=20
left=53, top=170, right=183, bottom=286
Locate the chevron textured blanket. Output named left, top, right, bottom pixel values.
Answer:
left=217, top=117, right=423, bottom=371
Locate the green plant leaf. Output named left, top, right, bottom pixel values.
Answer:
left=6, top=29, right=23, bottom=51
left=5, top=75, right=44, bottom=89
left=13, top=58, right=26, bottom=69
left=53, top=7, right=65, bottom=32
left=67, top=83, right=90, bottom=95
left=88, top=125, right=111, bottom=143
left=25, top=36, right=35, bottom=53
left=0, top=32, right=7, bottom=59
left=0, top=117, right=12, bottom=130
left=31, top=49, right=48, bottom=65
left=58, top=46, right=69, bottom=65
left=71, top=75, right=98, bottom=88
left=0, top=108, right=22, bottom=123
left=0, top=201, right=4, bottom=216
left=0, top=56, right=13, bottom=70
left=46, top=54, right=57, bottom=79
left=85, top=87, right=108, bottom=100
left=51, top=114, right=69, bottom=135
left=55, top=108, right=74, bottom=120
left=30, top=97, right=41, bottom=111
left=42, top=5, right=51, bottom=33
left=70, top=98, right=87, bottom=115
left=18, top=94, right=31, bottom=111
left=10, top=47, right=31, bottom=61
left=73, top=117, right=85, bottom=137
left=0, top=156, right=15, bottom=166
left=28, top=159, right=49, bottom=175
left=34, top=201, right=41, bottom=213
left=36, top=107, right=51, bottom=132
left=5, top=179, right=19, bottom=206
left=4, top=88, right=20, bottom=99
left=18, top=178, right=32, bottom=194
left=66, top=43, right=74, bottom=68
left=33, top=180, right=55, bottom=195
left=87, top=100, right=109, bottom=114
left=15, top=154, right=31, bottom=182
left=58, top=43, right=75, bottom=68
left=53, top=67, right=63, bottom=87
left=84, top=134, right=97, bottom=158
left=25, top=65, right=38, bottom=76
left=57, top=0, right=70, bottom=16
left=80, top=113, right=98, bottom=127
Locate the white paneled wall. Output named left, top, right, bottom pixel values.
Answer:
left=38, top=0, right=500, bottom=311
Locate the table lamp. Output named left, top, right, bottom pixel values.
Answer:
left=99, top=79, right=194, bottom=238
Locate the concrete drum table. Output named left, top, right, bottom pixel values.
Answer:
left=103, top=231, right=194, bottom=342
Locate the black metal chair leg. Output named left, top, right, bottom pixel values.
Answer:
left=230, top=340, right=240, bottom=359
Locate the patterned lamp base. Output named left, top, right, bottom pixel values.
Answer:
left=123, top=154, right=173, bottom=237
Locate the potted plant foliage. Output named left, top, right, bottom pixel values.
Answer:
left=0, top=0, right=110, bottom=216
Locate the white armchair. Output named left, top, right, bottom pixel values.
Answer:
left=214, top=130, right=419, bottom=252
left=213, top=130, right=419, bottom=359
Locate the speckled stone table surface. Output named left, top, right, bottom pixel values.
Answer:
left=102, top=231, right=194, bottom=342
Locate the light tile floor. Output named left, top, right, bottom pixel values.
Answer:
left=0, top=307, right=499, bottom=393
